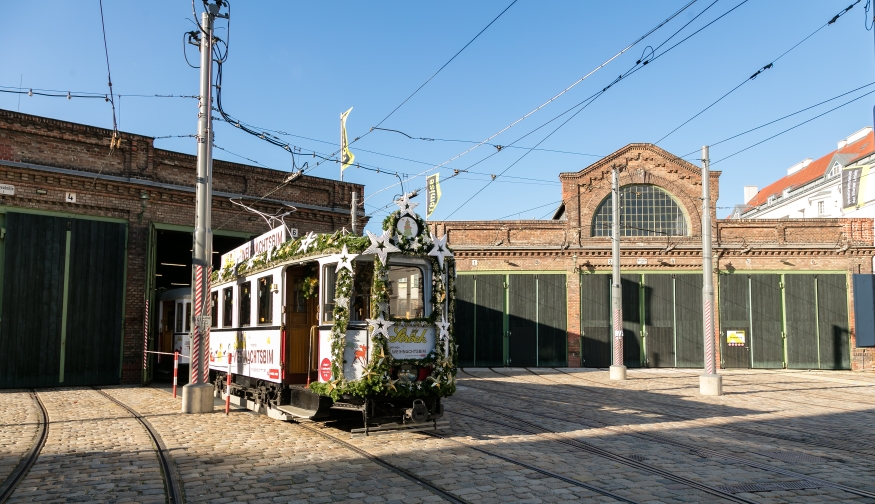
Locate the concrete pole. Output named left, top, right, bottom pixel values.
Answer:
left=609, top=165, right=626, bottom=380
left=700, top=145, right=722, bottom=395
left=351, top=191, right=358, bottom=235
left=182, top=8, right=217, bottom=413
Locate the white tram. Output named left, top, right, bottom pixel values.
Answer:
left=208, top=200, right=456, bottom=430
left=156, top=288, right=192, bottom=366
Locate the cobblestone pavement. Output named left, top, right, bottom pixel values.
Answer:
left=1, top=370, right=874, bottom=503
left=0, top=390, right=39, bottom=487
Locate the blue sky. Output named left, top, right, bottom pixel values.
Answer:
left=2, top=1, right=874, bottom=231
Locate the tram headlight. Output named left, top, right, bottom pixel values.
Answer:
left=398, top=364, right=419, bottom=383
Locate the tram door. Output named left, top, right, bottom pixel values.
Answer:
left=285, top=266, right=318, bottom=383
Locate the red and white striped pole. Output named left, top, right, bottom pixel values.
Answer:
left=173, top=351, right=179, bottom=398
left=142, top=300, right=149, bottom=377
left=191, top=265, right=204, bottom=384
left=700, top=145, right=722, bottom=395
left=225, top=353, right=232, bottom=415
left=203, top=265, right=212, bottom=385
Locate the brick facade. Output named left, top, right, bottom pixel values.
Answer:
left=0, top=109, right=366, bottom=384
left=432, top=143, right=875, bottom=371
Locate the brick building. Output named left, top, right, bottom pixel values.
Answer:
left=432, top=143, right=875, bottom=371
left=0, top=109, right=365, bottom=387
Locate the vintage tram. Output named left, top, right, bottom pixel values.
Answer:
left=208, top=198, right=456, bottom=432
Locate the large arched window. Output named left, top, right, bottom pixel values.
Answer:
left=592, top=184, right=688, bottom=237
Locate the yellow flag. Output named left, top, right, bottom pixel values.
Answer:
left=426, top=173, right=442, bottom=218
left=340, top=107, right=355, bottom=171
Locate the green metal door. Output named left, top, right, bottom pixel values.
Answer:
left=580, top=274, right=611, bottom=367
left=508, top=275, right=537, bottom=367
left=675, top=274, right=704, bottom=367
left=62, top=219, right=127, bottom=385
left=0, top=213, right=68, bottom=388
left=621, top=274, right=642, bottom=368
left=750, top=274, right=784, bottom=368
left=537, top=274, right=567, bottom=367
left=817, top=274, right=850, bottom=369
left=643, top=274, right=674, bottom=367
left=456, top=275, right=476, bottom=367
left=784, top=274, right=818, bottom=369
left=719, top=274, right=750, bottom=368
left=475, top=275, right=505, bottom=367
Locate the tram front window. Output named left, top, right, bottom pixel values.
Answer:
left=387, top=265, right=424, bottom=319
left=210, top=292, right=218, bottom=328
left=352, top=261, right=373, bottom=321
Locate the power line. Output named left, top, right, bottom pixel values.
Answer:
left=362, top=0, right=701, bottom=205
left=370, top=127, right=603, bottom=157
left=372, top=0, right=518, bottom=131
left=679, top=81, right=875, bottom=158
left=712, top=88, right=875, bottom=164
left=439, top=0, right=748, bottom=219
left=656, top=0, right=862, bottom=145
left=497, top=200, right=562, bottom=220
left=98, top=0, right=118, bottom=134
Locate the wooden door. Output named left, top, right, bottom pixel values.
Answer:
left=285, top=266, right=317, bottom=383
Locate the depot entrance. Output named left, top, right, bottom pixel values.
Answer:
left=144, top=225, right=250, bottom=383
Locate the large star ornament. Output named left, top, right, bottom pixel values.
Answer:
left=394, top=193, right=419, bottom=217
left=362, top=230, right=400, bottom=265
left=334, top=244, right=357, bottom=273
left=366, top=315, right=395, bottom=339
left=298, top=231, right=317, bottom=253
left=427, top=233, right=453, bottom=270
left=436, top=317, right=451, bottom=357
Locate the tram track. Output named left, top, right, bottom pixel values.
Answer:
left=92, top=387, right=184, bottom=504
left=0, top=390, right=48, bottom=504
left=496, top=367, right=875, bottom=457
left=293, top=421, right=472, bottom=504
left=463, top=373, right=875, bottom=460
left=456, top=369, right=875, bottom=501
left=443, top=403, right=758, bottom=504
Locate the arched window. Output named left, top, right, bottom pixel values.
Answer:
left=592, top=184, right=688, bottom=237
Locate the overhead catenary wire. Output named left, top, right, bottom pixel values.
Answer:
left=362, top=0, right=701, bottom=205
left=438, top=0, right=750, bottom=219
left=655, top=0, right=862, bottom=145
left=98, top=0, right=118, bottom=134
left=678, top=81, right=875, bottom=158
left=711, top=88, right=875, bottom=164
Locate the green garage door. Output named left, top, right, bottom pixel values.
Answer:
left=581, top=274, right=611, bottom=367
left=0, top=213, right=126, bottom=388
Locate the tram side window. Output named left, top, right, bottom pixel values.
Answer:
left=210, top=291, right=218, bottom=328
left=257, top=275, right=273, bottom=325
left=387, top=265, right=425, bottom=319
left=239, top=281, right=252, bottom=327
left=185, top=302, right=191, bottom=332
left=352, top=261, right=373, bottom=321
left=175, top=302, right=183, bottom=332
left=322, top=265, right=337, bottom=323
left=222, top=287, right=233, bottom=327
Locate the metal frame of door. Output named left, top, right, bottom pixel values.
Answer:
left=717, top=271, right=850, bottom=370
left=457, top=271, right=567, bottom=367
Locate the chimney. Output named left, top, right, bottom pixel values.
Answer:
left=787, top=158, right=813, bottom=175
left=744, top=186, right=758, bottom=204
left=840, top=127, right=873, bottom=149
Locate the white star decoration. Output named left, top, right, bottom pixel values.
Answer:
left=376, top=301, right=389, bottom=317
left=427, top=233, right=453, bottom=270
left=297, top=231, right=317, bottom=253
left=334, top=244, right=357, bottom=273
left=362, top=230, right=400, bottom=265
left=394, top=193, right=419, bottom=217
left=335, top=297, right=349, bottom=310
left=436, top=317, right=450, bottom=358
left=366, top=315, right=394, bottom=339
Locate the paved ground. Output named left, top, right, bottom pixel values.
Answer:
left=1, top=369, right=875, bottom=503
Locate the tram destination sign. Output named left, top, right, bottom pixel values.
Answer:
left=221, top=226, right=288, bottom=268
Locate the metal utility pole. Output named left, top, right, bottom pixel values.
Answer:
left=610, top=165, right=626, bottom=380
left=351, top=191, right=358, bottom=235
left=700, top=146, right=722, bottom=395
left=182, top=3, right=223, bottom=414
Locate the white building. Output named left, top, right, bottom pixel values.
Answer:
left=733, top=127, right=874, bottom=220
